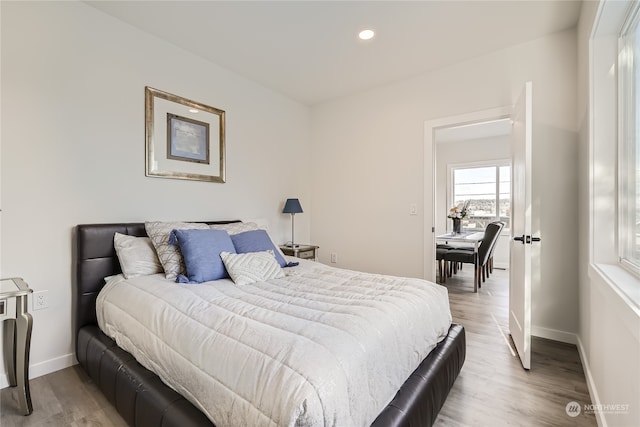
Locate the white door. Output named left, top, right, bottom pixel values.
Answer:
left=509, top=81, right=535, bottom=370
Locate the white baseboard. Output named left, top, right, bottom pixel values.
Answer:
left=531, top=325, right=578, bottom=344
left=0, top=353, right=77, bottom=389
left=576, top=336, right=606, bottom=427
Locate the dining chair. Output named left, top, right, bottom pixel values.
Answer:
left=459, top=232, right=500, bottom=280
left=436, top=245, right=452, bottom=282
left=484, top=233, right=501, bottom=279
left=443, top=221, right=504, bottom=292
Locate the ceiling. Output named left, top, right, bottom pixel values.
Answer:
left=86, top=1, right=583, bottom=106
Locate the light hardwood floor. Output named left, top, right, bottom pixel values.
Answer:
left=435, top=267, right=596, bottom=426
left=1, top=267, right=596, bottom=426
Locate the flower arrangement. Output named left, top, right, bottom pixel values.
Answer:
left=447, top=200, right=470, bottom=220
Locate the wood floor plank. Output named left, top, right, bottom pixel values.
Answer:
left=1, top=366, right=128, bottom=427
left=435, top=267, right=596, bottom=427
left=1, top=268, right=596, bottom=426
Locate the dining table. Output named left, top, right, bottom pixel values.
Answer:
left=436, top=231, right=485, bottom=252
left=436, top=231, right=485, bottom=290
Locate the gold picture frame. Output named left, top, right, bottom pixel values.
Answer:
left=145, top=87, right=225, bottom=182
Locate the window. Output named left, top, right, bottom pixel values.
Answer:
left=619, top=3, right=640, bottom=275
left=450, top=162, right=511, bottom=231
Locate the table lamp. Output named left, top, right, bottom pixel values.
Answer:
left=282, top=198, right=303, bottom=247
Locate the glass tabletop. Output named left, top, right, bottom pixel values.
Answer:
left=0, top=278, right=32, bottom=297
left=437, top=231, right=484, bottom=242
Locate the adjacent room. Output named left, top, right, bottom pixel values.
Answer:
left=1, top=1, right=638, bottom=426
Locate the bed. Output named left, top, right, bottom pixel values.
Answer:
left=74, top=221, right=465, bottom=427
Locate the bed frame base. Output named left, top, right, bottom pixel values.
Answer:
left=77, top=326, right=213, bottom=426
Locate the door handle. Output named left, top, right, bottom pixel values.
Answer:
left=514, top=235, right=541, bottom=244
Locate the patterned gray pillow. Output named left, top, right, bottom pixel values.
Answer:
left=145, top=221, right=210, bottom=280
left=220, top=250, right=284, bottom=286
left=208, top=222, right=259, bottom=235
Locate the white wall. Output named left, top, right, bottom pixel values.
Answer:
left=435, top=135, right=511, bottom=268
left=0, top=1, right=311, bottom=384
left=310, top=29, right=579, bottom=338
left=577, top=1, right=640, bottom=426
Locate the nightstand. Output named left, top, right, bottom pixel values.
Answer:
left=0, top=277, right=33, bottom=415
left=280, top=245, right=319, bottom=261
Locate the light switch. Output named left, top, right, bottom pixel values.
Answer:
left=409, top=204, right=418, bottom=215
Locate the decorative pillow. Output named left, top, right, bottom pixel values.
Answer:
left=113, top=233, right=163, bottom=279
left=220, top=250, right=284, bottom=286
left=208, top=222, right=260, bottom=235
left=145, top=221, right=210, bottom=280
left=230, top=229, right=287, bottom=267
left=213, top=221, right=288, bottom=261
left=169, top=229, right=236, bottom=284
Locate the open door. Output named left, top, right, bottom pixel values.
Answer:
left=509, top=81, right=537, bottom=370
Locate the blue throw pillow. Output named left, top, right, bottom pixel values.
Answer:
left=169, top=229, right=236, bottom=283
left=230, top=230, right=287, bottom=267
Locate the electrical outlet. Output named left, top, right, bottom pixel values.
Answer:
left=330, top=253, right=338, bottom=263
left=33, top=291, right=49, bottom=311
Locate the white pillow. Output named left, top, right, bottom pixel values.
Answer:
left=145, top=221, right=210, bottom=280
left=113, top=233, right=163, bottom=279
left=220, top=250, right=284, bottom=286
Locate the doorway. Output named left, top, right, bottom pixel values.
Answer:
left=434, top=120, right=512, bottom=273
left=423, top=107, right=512, bottom=281
left=423, top=108, right=518, bottom=358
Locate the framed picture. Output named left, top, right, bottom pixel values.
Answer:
left=166, top=114, right=210, bottom=164
left=145, top=87, right=225, bottom=182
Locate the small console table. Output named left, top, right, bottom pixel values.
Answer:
left=1, top=277, right=33, bottom=415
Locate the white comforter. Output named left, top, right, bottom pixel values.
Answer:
left=97, top=259, right=452, bottom=427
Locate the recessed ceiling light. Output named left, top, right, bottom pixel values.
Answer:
left=358, top=29, right=375, bottom=40
left=189, top=108, right=199, bottom=113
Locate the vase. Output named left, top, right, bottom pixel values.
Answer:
left=452, top=218, right=461, bottom=234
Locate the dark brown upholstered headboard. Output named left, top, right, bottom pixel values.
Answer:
left=74, top=221, right=240, bottom=339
